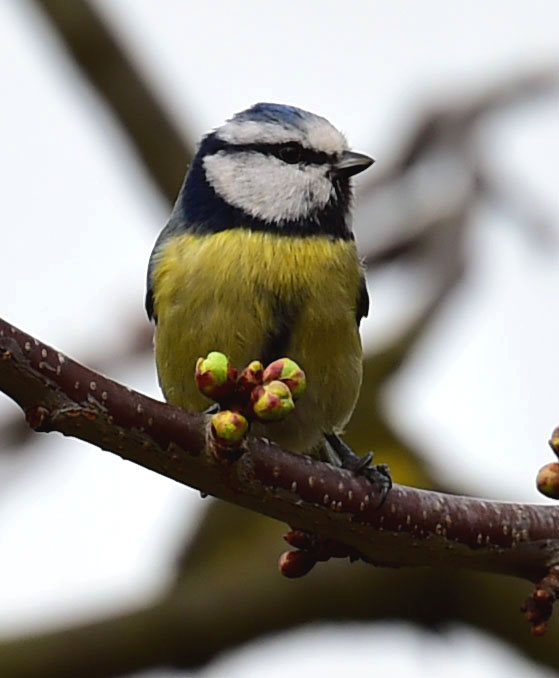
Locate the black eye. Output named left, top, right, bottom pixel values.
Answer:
left=278, top=144, right=302, bottom=164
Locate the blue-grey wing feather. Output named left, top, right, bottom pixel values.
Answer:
left=356, top=274, right=369, bottom=327
left=145, top=215, right=187, bottom=323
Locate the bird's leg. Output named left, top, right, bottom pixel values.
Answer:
left=319, top=437, right=343, bottom=466
left=203, top=403, right=220, bottom=415
left=324, top=433, right=392, bottom=504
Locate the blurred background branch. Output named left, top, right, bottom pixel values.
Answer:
left=32, top=0, right=194, bottom=202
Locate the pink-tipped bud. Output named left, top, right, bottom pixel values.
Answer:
left=263, top=358, right=306, bottom=400
left=237, top=360, right=264, bottom=399
left=278, top=550, right=316, bottom=578
left=549, top=427, right=559, bottom=458
left=251, top=380, right=294, bottom=421
left=195, top=351, right=236, bottom=402
left=536, top=463, right=559, bottom=499
left=210, top=410, right=249, bottom=461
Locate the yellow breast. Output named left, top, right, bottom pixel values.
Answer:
left=151, top=228, right=364, bottom=452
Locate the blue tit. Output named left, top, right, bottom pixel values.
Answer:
left=146, top=103, right=391, bottom=494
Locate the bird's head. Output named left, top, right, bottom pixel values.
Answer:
left=176, top=103, right=374, bottom=238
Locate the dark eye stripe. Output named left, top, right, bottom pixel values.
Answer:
left=222, top=142, right=335, bottom=165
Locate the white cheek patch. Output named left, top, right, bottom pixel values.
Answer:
left=203, top=151, right=334, bottom=223
left=218, top=118, right=348, bottom=155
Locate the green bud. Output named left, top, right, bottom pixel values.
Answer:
left=195, top=351, right=236, bottom=401
left=536, top=463, right=559, bottom=499
left=263, top=358, right=306, bottom=400
left=252, top=380, right=294, bottom=421
left=211, top=410, right=248, bottom=444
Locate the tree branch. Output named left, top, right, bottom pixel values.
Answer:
left=1, top=317, right=558, bottom=626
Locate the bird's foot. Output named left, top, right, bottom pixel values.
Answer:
left=359, top=463, right=392, bottom=506
left=324, top=433, right=392, bottom=506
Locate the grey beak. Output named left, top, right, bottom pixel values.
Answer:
left=334, top=150, right=374, bottom=177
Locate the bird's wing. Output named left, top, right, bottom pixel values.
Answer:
left=145, top=218, right=185, bottom=323
left=356, top=274, right=369, bottom=327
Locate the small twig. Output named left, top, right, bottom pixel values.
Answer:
left=522, top=565, right=559, bottom=636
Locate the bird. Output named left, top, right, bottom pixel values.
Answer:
left=146, top=102, right=391, bottom=497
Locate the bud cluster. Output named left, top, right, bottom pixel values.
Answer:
left=194, top=352, right=307, bottom=456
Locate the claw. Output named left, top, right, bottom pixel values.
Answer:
left=324, top=432, right=392, bottom=505
left=344, top=451, right=374, bottom=473
left=362, top=463, right=392, bottom=506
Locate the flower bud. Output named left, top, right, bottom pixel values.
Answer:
left=549, top=426, right=559, bottom=458
left=263, top=358, right=306, bottom=400
left=251, top=380, right=294, bottom=421
left=195, top=351, right=236, bottom=401
left=237, top=360, right=264, bottom=399
left=536, top=462, right=559, bottom=499
left=278, top=550, right=316, bottom=578
left=210, top=410, right=248, bottom=452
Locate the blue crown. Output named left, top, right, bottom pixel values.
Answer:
left=232, top=103, right=312, bottom=128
